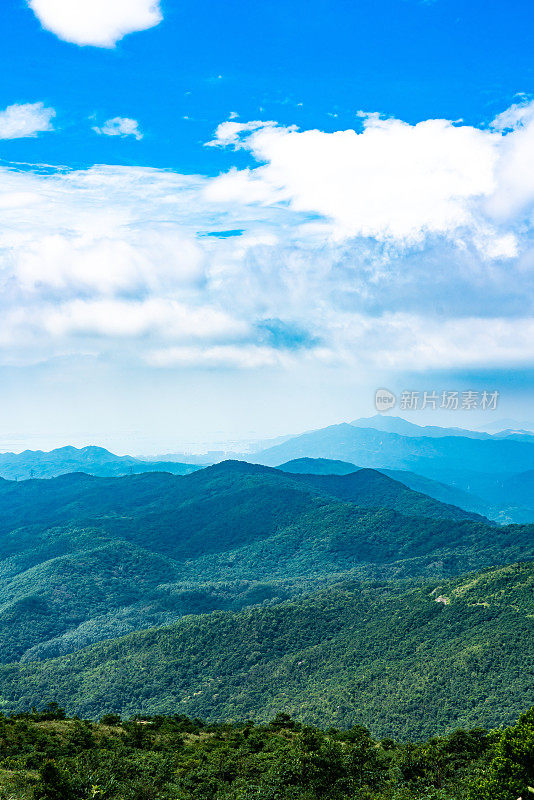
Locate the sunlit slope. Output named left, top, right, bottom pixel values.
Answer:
left=0, top=562, right=531, bottom=738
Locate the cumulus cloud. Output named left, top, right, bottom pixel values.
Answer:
left=0, top=102, right=55, bottom=139
left=206, top=106, right=534, bottom=255
left=93, top=117, right=143, bottom=140
left=27, top=0, right=162, bottom=47
left=486, top=102, right=534, bottom=223
left=0, top=101, right=534, bottom=373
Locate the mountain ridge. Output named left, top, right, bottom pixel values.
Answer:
left=0, top=445, right=199, bottom=480
left=250, top=424, right=534, bottom=522
left=0, top=460, right=529, bottom=664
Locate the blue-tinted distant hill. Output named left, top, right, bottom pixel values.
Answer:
left=350, top=414, right=493, bottom=438
left=253, top=423, right=534, bottom=475
left=255, top=424, right=534, bottom=522
left=279, top=457, right=490, bottom=517
left=279, top=457, right=362, bottom=475
left=0, top=445, right=199, bottom=480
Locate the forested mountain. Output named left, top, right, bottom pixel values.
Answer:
left=0, top=459, right=481, bottom=538
left=0, top=445, right=199, bottom=480
left=0, top=461, right=532, bottom=664
left=0, top=562, right=531, bottom=739
left=0, top=457, right=530, bottom=749
left=279, top=457, right=490, bottom=516
left=252, top=423, right=534, bottom=476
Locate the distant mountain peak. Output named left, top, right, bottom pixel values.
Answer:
left=349, top=415, right=490, bottom=439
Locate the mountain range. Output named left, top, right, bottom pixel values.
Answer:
left=2, top=416, right=534, bottom=522
left=0, top=418, right=531, bottom=737
left=0, top=459, right=531, bottom=729
left=0, top=445, right=199, bottom=481
left=248, top=418, right=534, bottom=523
left=252, top=421, right=534, bottom=477
left=3, top=415, right=534, bottom=523
left=0, top=460, right=512, bottom=662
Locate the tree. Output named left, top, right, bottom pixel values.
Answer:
left=468, top=708, right=534, bottom=800
left=34, top=761, right=84, bottom=800
left=100, top=714, right=121, bottom=726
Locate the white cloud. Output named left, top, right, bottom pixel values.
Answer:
left=207, top=106, right=534, bottom=256
left=205, top=120, right=277, bottom=148
left=0, top=101, right=533, bottom=373
left=486, top=103, right=534, bottom=222
left=326, top=312, right=534, bottom=371
left=0, top=103, right=55, bottom=139
left=147, top=344, right=288, bottom=369
left=27, top=0, right=162, bottom=47
left=93, top=117, right=143, bottom=140
left=208, top=113, right=503, bottom=246
left=491, top=98, right=534, bottom=132
left=16, top=231, right=205, bottom=294
left=43, top=298, right=248, bottom=341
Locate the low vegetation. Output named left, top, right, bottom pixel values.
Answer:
left=0, top=704, right=532, bottom=800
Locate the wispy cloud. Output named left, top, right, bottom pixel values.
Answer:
left=0, top=102, right=55, bottom=139
left=93, top=117, right=143, bottom=140
left=27, top=0, right=162, bottom=47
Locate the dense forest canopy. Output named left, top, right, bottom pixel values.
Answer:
left=0, top=562, right=531, bottom=739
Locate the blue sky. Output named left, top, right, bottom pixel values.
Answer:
left=2, top=0, right=533, bottom=171
left=0, top=0, right=533, bottom=452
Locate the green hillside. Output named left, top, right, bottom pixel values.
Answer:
left=279, top=457, right=490, bottom=517
left=0, top=462, right=532, bottom=663
left=0, top=562, right=531, bottom=739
